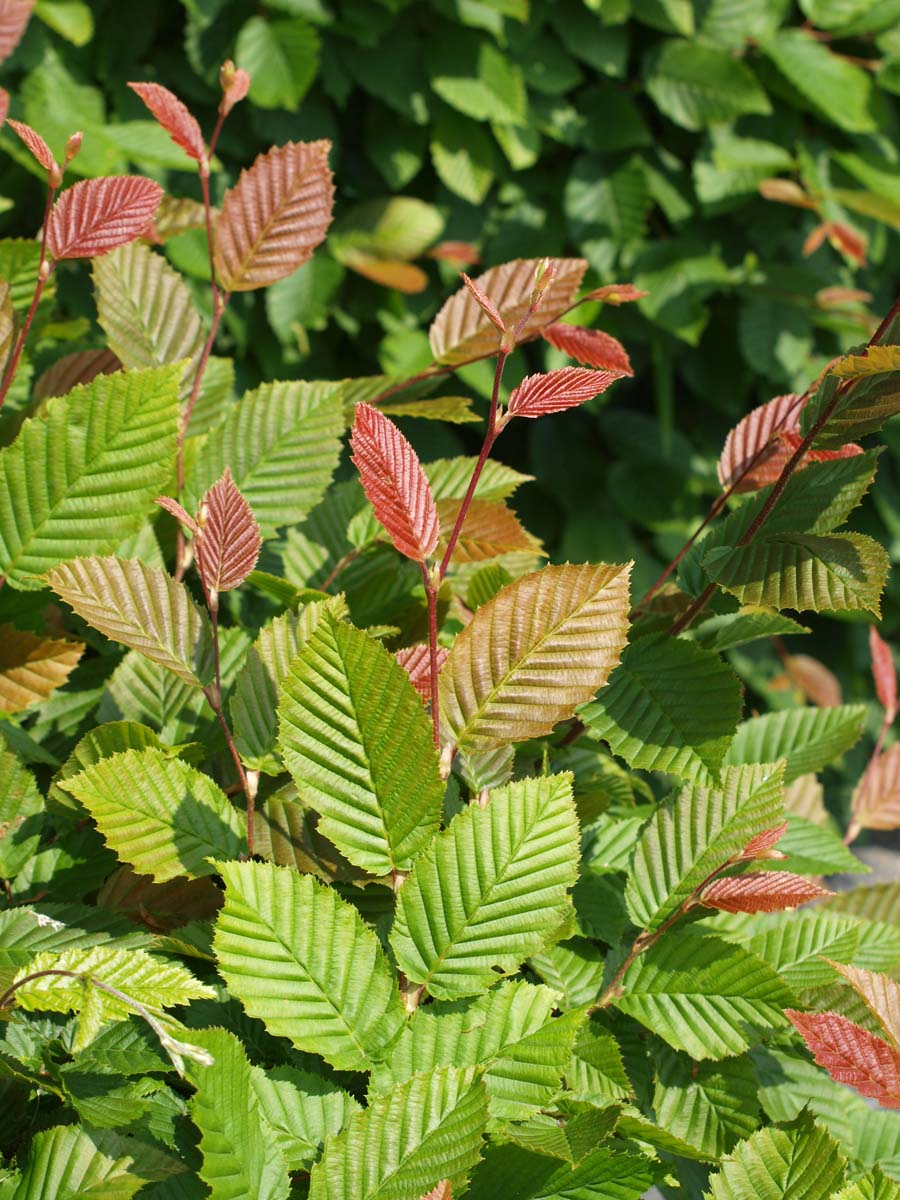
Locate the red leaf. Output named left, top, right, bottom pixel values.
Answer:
left=804, top=220, right=867, bottom=266
left=786, top=1010, right=900, bottom=1108
left=6, top=118, right=56, bottom=172
left=194, top=469, right=262, bottom=597
left=782, top=653, right=842, bottom=708
left=419, top=1184, right=452, bottom=1200
left=542, top=322, right=633, bottom=376
left=33, top=347, right=121, bottom=401
left=155, top=495, right=199, bottom=536
left=852, top=742, right=900, bottom=833
left=0, top=0, right=33, bottom=65
left=0, top=87, right=8, bottom=128
left=581, top=282, right=647, bottom=305
left=46, top=176, right=164, bottom=260
left=128, top=82, right=205, bottom=163
left=740, top=822, right=789, bottom=859
left=506, top=366, right=624, bottom=419
left=461, top=272, right=505, bottom=336
left=870, top=626, right=897, bottom=721
left=701, top=871, right=830, bottom=914
left=427, top=241, right=480, bottom=265
left=396, top=644, right=448, bottom=703
left=350, top=403, right=439, bottom=562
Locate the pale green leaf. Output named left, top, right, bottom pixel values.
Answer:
left=743, top=911, right=862, bottom=989
left=653, top=1047, right=761, bottom=1159
left=236, top=15, right=319, bottom=110
left=645, top=38, right=771, bottom=130
left=705, top=1112, right=847, bottom=1199
left=48, top=720, right=179, bottom=815
left=425, top=457, right=533, bottom=502
left=11, top=1124, right=176, bottom=1200
left=724, top=705, right=866, bottom=782
left=0, top=747, right=43, bottom=881
left=528, top=937, right=607, bottom=1011
left=689, top=610, right=811, bottom=653
left=250, top=1064, right=361, bottom=1172
left=565, top=1017, right=632, bottom=1105
left=430, top=108, right=497, bottom=205
left=833, top=1167, right=900, bottom=1200
left=761, top=29, right=876, bottom=132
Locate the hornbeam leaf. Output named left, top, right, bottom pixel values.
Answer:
left=214, top=140, right=334, bottom=291
left=581, top=634, right=742, bottom=786
left=743, top=912, right=861, bottom=991
left=47, top=176, right=164, bottom=260
left=249, top=1064, right=361, bottom=1173
left=689, top=610, right=811, bottom=653
left=33, top=347, right=121, bottom=400
left=436, top=497, right=541, bottom=564
left=0, top=746, right=43, bottom=879
left=194, top=469, right=262, bottom=596
left=624, top=763, right=785, bottom=934
left=0, top=625, right=83, bottom=713
left=464, top=1142, right=653, bottom=1200
left=7, top=118, right=55, bottom=171
left=829, top=963, right=900, bottom=1049
left=506, top=366, right=624, bottom=419
left=128, top=81, right=205, bottom=162
left=542, top=323, right=634, bottom=374
left=0, top=1, right=32, bottom=64
left=277, top=611, right=443, bottom=875
left=701, top=872, right=830, bottom=913
left=47, top=556, right=214, bottom=686
left=61, top=748, right=247, bottom=880
left=396, top=642, right=448, bottom=702
left=440, top=563, right=630, bottom=752
left=0, top=280, right=12, bottom=370
left=870, top=626, right=897, bottom=719
left=830, top=344, right=900, bottom=378
left=12, top=1125, right=175, bottom=1200
left=832, top=1167, right=900, bottom=1200
left=616, top=933, right=793, bottom=1060
left=652, top=1049, right=761, bottom=1160
left=425, top=456, right=533, bottom=502
left=705, top=1112, right=847, bottom=1200
left=429, top=257, right=587, bottom=366
left=213, top=860, right=406, bottom=1070
left=0, top=364, right=180, bottom=588
left=804, top=365, right=900, bottom=447
left=308, top=1067, right=488, bottom=1200
left=852, top=743, right=900, bottom=831
left=785, top=1010, right=900, bottom=1108
left=390, top=774, right=580, bottom=1000
left=724, top=705, right=866, bottom=783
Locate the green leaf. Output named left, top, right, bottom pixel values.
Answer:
left=428, top=30, right=527, bottom=126
left=688, top=610, right=811, bottom=653
left=653, top=1048, right=761, bottom=1159
left=213, top=860, right=405, bottom=1070
left=645, top=38, right=771, bottom=130
left=806, top=370, right=900, bottom=449
left=0, top=366, right=180, bottom=588
left=61, top=748, right=246, bottom=881
left=705, top=1112, right=848, bottom=1199
left=724, top=706, right=867, bottom=782
left=34, top=1, right=94, bottom=45
left=331, top=197, right=444, bottom=262
left=11, top=1124, right=176, bottom=1200
left=390, top=774, right=580, bottom=1000
left=565, top=1017, right=633, bottom=1104
left=465, top=1142, right=654, bottom=1200
left=426, top=457, right=533, bottom=502
left=277, top=612, right=443, bottom=875
left=0, top=747, right=43, bottom=880
left=250, top=1064, right=361, bottom=1172
left=617, top=933, right=793, bottom=1060
left=48, top=720, right=179, bottom=814
left=833, top=1167, right=900, bottom=1200
left=48, top=557, right=215, bottom=687
left=236, top=15, right=320, bottom=110
left=774, top=813, right=868, bottom=875
left=183, top=380, right=344, bottom=538
left=625, top=762, right=785, bottom=934
left=528, top=937, right=608, bottom=1011
left=743, top=911, right=862, bottom=990
left=430, top=107, right=497, bottom=205
left=370, top=981, right=583, bottom=1120
left=187, top=1028, right=290, bottom=1200
left=440, top=563, right=631, bottom=753
left=761, top=29, right=876, bottom=132
left=581, top=634, right=743, bottom=786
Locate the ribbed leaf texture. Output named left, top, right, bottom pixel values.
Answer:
left=871, top=626, right=898, bottom=718
left=831, top=345, right=900, bottom=378
left=250, top=1064, right=361, bottom=1173
left=581, top=633, right=742, bottom=786
left=852, top=743, right=900, bottom=831
left=617, top=933, right=793, bottom=1060
left=183, top=380, right=343, bottom=537
left=46, top=176, right=164, bottom=260
left=0, top=0, right=32, bottom=64
left=724, top=704, right=866, bottom=783
left=701, top=872, right=830, bottom=913
left=390, top=774, right=580, bottom=1000
left=33, top=346, right=121, bottom=400
left=396, top=643, right=449, bottom=702
left=0, top=746, right=42, bottom=880
left=440, top=563, right=630, bottom=752
left=277, top=611, right=443, bottom=875
left=215, top=140, right=334, bottom=291
left=369, top=981, right=581, bottom=1121
left=47, top=556, right=215, bottom=687
left=0, top=625, right=83, bottom=714
left=61, top=747, right=246, bottom=880
left=830, top=962, right=900, bottom=1048
left=741, top=822, right=789, bottom=858
left=529, top=938, right=607, bottom=1011
left=351, top=402, right=439, bottom=562
left=785, top=1011, right=900, bottom=1108
left=803, top=364, right=900, bottom=449
left=187, top=1028, right=291, bottom=1200
left=128, top=81, right=205, bottom=162
left=194, top=469, right=261, bottom=596
left=461, top=272, right=505, bottom=333
left=541, top=323, right=634, bottom=375
left=652, top=1049, right=760, bottom=1161
left=0, top=279, right=12, bottom=369
left=465, top=1143, right=653, bottom=1200
left=625, top=763, right=785, bottom=933
left=507, top=366, right=624, bottom=419
left=429, top=257, right=587, bottom=365
left=744, top=911, right=861, bottom=991
left=11, top=1125, right=169, bottom=1200
left=705, top=1113, right=847, bottom=1200
left=690, top=611, right=810, bottom=654
left=308, top=1067, right=488, bottom=1200
left=832, top=1167, right=900, bottom=1200
left=213, top=860, right=406, bottom=1070
left=7, top=118, right=55, bottom=170
left=436, top=497, right=540, bottom=564
left=0, top=364, right=180, bottom=588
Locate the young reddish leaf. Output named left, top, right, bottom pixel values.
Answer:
left=194, top=469, right=262, bottom=598
left=829, top=963, right=900, bottom=1049
left=338, top=248, right=428, bottom=294
left=350, top=402, right=439, bottom=562
left=420, top=1184, right=452, bottom=1200
left=740, top=822, right=789, bottom=860
left=701, top=872, right=831, bottom=914
left=853, top=743, right=900, bottom=833
left=6, top=118, right=56, bottom=172
left=506, top=366, right=623, bottom=419
left=46, top=176, right=164, bottom=260
left=427, top=241, right=480, bottom=265
left=128, top=82, right=205, bottom=163
left=396, top=643, right=449, bottom=703
left=581, top=282, right=648, bottom=305
left=817, top=286, right=872, bottom=308
left=214, top=140, right=334, bottom=291
left=804, top=220, right=867, bottom=266
left=435, top=497, right=543, bottom=564
left=461, top=272, right=506, bottom=336
left=542, top=322, right=634, bottom=376
left=219, top=59, right=250, bottom=117
left=0, top=0, right=33, bottom=65
left=780, top=654, right=842, bottom=708
left=155, top=495, right=199, bottom=536
left=33, top=347, right=121, bottom=401
left=0, top=87, right=8, bottom=128
left=786, top=1010, right=900, bottom=1108
left=870, top=626, right=897, bottom=721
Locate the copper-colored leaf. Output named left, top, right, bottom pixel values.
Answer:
left=542, top=322, right=634, bottom=375
left=155, top=494, right=199, bottom=536
left=427, top=241, right=480, bottom=265
left=805, top=220, right=867, bottom=266
left=6, top=118, right=56, bottom=172
left=582, top=282, right=647, bottom=305
left=701, top=871, right=830, bottom=914
left=506, top=365, right=623, bottom=419
left=817, top=286, right=872, bottom=307
left=128, top=81, right=205, bottom=163
left=741, top=822, right=789, bottom=859
left=396, top=643, right=448, bottom=703
left=429, top=257, right=587, bottom=366
left=339, top=248, right=428, bottom=293
left=461, top=272, right=505, bottom=335
left=829, top=963, right=900, bottom=1049
left=350, top=402, right=439, bottom=562
left=33, top=347, right=121, bottom=401
left=870, top=626, right=897, bottom=721
left=0, top=624, right=84, bottom=714
left=783, top=654, right=842, bottom=707
left=759, top=178, right=817, bottom=209
left=46, top=175, right=164, bottom=260
left=0, top=0, right=33, bottom=65
left=436, top=497, right=542, bottom=564
left=786, top=1009, right=900, bottom=1108
left=194, top=469, right=262, bottom=597
left=220, top=61, right=250, bottom=117
left=214, top=140, right=334, bottom=292
left=0, top=87, right=9, bottom=127
left=0, top=279, right=13, bottom=371
left=419, top=1184, right=452, bottom=1200
left=98, top=864, right=222, bottom=931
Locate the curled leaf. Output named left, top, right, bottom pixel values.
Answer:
left=701, top=872, right=831, bottom=913
left=506, top=366, right=623, bottom=419
left=194, top=469, right=262, bottom=598
left=155, top=494, right=199, bottom=536
left=870, top=626, right=897, bottom=721
left=542, top=322, right=633, bottom=375
left=128, top=81, right=205, bottom=163
left=46, top=176, right=164, bottom=260
left=6, top=118, right=56, bottom=172
left=740, top=822, right=789, bottom=860
left=786, top=1009, right=900, bottom=1108
left=461, top=272, right=505, bottom=337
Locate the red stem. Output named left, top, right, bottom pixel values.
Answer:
left=0, top=180, right=57, bottom=410
left=420, top=562, right=440, bottom=749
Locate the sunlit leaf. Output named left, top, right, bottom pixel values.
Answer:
left=47, top=176, right=164, bottom=260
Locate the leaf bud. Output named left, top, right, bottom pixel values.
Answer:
left=63, top=130, right=83, bottom=165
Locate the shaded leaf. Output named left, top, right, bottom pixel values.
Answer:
left=396, top=643, right=448, bottom=702
left=870, top=626, right=897, bottom=720
left=436, top=497, right=541, bottom=564
left=0, top=625, right=83, bottom=714
left=128, top=81, right=204, bottom=163
left=47, top=176, right=164, bottom=260
left=507, top=366, right=624, bottom=419
left=32, top=347, right=121, bottom=400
